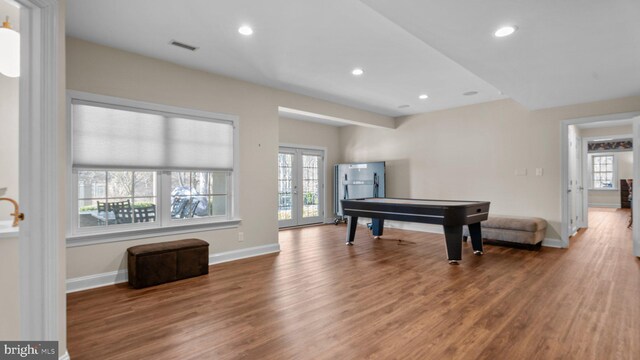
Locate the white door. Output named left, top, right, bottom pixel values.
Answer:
left=278, top=147, right=324, bottom=227
left=278, top=149, right=297, bottom=227
left=568, top=131, right=576, bottom=235
left=575, top=138, right=586, bottom=228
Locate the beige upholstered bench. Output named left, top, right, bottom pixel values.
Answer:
left=463, top=215, right=547, bottom=250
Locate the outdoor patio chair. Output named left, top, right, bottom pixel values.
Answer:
left=171, top=197, right=189, bottom=218
left=181, top=199, right=200, bottom=218
left=110, top=200, right=133, bottom=224
left=134, top=205, right=156, bottom=223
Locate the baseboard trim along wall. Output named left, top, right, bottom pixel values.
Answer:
left=357, top=218, right=563, bottom=248
left=208, top=243, right=281, bottom=265
left=588, top=203, right=620, bottom=208
left=541, top=238, right=565, bottom=248
left=356, top=218, right=443, bottom=234
left=66, top=243, right=281, bottom=293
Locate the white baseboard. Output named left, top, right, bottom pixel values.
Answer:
left=542, top=238, right=565, bottom=248
left=588, top=203, right=619, bottom=208
left=356, top=218, right=443, bottom=234
left=66, top=269, right=128, bottom=293
left=357, top=218, right=565, bottom=249
left=384, top=221, right=443, bottom=234
left=570, top=227, right=578, bottom=236
left=66, top=243, right=281, bottom=293
left=59, top=350, right=70, bottom=360
left=208, top=243, right=281, bottom=265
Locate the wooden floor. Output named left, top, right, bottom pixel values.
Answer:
left=68, top=208, right=640, bottom=359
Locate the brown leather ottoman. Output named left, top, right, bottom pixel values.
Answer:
left=127, top=239, right=209, bottom=289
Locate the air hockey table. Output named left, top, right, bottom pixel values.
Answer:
left=340, top=198, right=491, bottom=264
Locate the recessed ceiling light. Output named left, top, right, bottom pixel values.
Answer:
left=398, top=105, right=410, bottom=109
left=419, top=94, right=429, bottom=100
left=238, top=25, right=253, bottom=36
left=463, top=91, right=479, bottom=96
left=494, top=25, right=517, bottom=37
left=352, top=68, right=364, bottom=76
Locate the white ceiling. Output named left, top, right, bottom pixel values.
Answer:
left=66, top=0, right=640, bottom=118
left=65, top=0, right=504, bottom=117
left=361, top=0, right=640, bottom=110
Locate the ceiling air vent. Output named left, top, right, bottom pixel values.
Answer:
left=169, top=40, right=199, bottom=52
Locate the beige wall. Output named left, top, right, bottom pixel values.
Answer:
left=0, top=0, right=20, bottom=341
left=66, top=38, right=391, bottom=279
left=278, top=117, right=342, bottom=221
left=580, top=125, right=633, bottom=138
left=339, top=97, right=640, bottom=241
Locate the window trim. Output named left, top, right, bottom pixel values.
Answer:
left=66, top=91, right=241, bottom=245
left=589, top=153, right=618, bottom=190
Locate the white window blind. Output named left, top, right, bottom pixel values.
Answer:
left=72, top=101, right=234, bottom=171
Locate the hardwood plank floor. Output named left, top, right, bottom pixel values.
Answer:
left=67, top=208, right=640, bottom=359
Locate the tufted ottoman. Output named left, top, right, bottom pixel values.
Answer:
left=463, top=215, right=547, bottom=250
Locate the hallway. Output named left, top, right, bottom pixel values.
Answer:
left=574, top=207, right=632, bottom=247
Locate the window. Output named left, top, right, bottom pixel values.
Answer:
left=69, top=92, right=238, bottom=238
left=78, top=170, right=157, bottom=228
left=591, top=154, right=615, bottom=189
left=170, top=171, right=230, bottom=219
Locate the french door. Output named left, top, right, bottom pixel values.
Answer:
left=278, top=147, right=324, bottom=227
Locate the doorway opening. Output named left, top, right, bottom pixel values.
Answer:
left=278, top=146, right=325, bottom=228
left=562, top=113, right=640, bottom=257
left=570, top=122, right=633, bottom=240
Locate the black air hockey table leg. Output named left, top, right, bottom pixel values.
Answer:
left=346, top=216, right=358, bottom=245
left=443, top=225, right=463, bottom=264
left=467, top=222, right=484, bottom=256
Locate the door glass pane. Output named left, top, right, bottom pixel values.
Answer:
left=302, top=154, right=320, bottom=218
left=278, top=153, right=293, bottom=221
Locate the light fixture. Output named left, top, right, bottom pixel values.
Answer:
left=463, top=91, right=478, bottom=96
left=419, top=94, right=429, bottom=100
left=494, top=25, right=517, bottom=38
left=0, top=16, right=20, bottom=78
left=351, top=68, right=364, bottom=76
left=238, top=25, right=253, bottom=36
